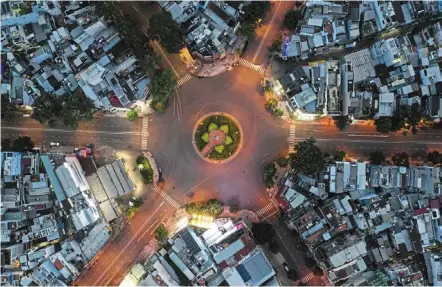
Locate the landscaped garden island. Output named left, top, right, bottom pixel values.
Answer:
left=193, top=112, right=243, bottom=164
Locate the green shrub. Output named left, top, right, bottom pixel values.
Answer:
left=224, top=135, right=233, bottom=145
left=201, top=132, right=210, bottom=143
left=276, top=157, right=289, bottom=167
left=208, top=122, right=219, bottom=132
left=214, top=145, right=225, bottom=154
left=127, top=109, right=138, bottom=121
left=220, top=124, right=229, bottom=134
left=154, top=224, right=169, bottom=242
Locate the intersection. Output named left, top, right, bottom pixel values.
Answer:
left=2, top=2, right=442, bottom=286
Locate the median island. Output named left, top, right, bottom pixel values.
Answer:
left=193, top=112, right=243, bottom=164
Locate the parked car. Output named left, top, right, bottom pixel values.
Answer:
left=283, top=262, right=290, bottom=272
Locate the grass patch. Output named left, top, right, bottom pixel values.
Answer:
left=214, top=145, right=225, bottom=154
left=208, top=122, right=219, bottom=132
left=225, top=135, right=233, bottom=145
left=220, top=124, right=229, bottom=134
left=201, top=132, right=210, bottom=143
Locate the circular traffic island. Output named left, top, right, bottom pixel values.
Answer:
left=193, top=112, right=243, bottom=164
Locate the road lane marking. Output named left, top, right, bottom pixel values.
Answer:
left=149, top=215, right=168, bottom=235
left=256, top=202, right=275, bottom=217
left=93, top=202, right=165, bottom=286
left=289, top=124, right=296, bottom=153
left=177, top=74, right=192, bottom=87
left=238, top=58, right=265, bottom=75
left=1, top=126, right=141, bottom=135
left=252, top=0, right=282, bottom=62
left=153, top=40, right=180, bottom=78
left=137, top=219, right=159, bottom=242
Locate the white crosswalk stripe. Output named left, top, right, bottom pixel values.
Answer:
left=238, top=58, right=265, bottom=75
left=301, top=272, right=314, bottom=283
left=288, top=124, right=296, bottom=153
left=141, top=117, right=149, bottom=150
left=176, top=74, right=192, bottom=87
left=151, top=185, right=180, bottom=209
left=256, top=203, right=275, bottom=217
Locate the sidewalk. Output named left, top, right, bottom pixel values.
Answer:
left=188, top=52, right=239, bottom=78
left=185, top=37, right=247, bottom=78
left=97, top=99, right=155, bottom=119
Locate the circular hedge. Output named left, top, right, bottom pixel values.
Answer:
left=194, top=114, right=241, bottom=160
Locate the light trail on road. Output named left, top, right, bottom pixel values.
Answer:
left=252, top=0, right=282, bottom=63
left=93, top=202, right=165, bottom=286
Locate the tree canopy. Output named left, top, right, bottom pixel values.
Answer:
left=263, top=162, right=277, bottom=188
left=268, top=39, right=282, bottom=55
left=32, top=90, right=94, bottom=129
left=283, top=10, right=301, bottom=30
left=243, top=1, right=271, bottom=23
left=333, top=116, right=351, bottom=131
left=127, top=109, right=138, bottom=121
left=94, top=2, right=154, bottom=59
left=374, top=117, right=392, bottom=133
left=148, top=12, right=185, bottom=54
left=185, top=199, right=224, bottom=217
left=427, top=151, right=442, bottom=165
left=61, top=90, right=95, bottom=129
left=149, top=69, right=177, bottom=105
left=369, top=151, right=385, bottom=165
left=1, top=95, right=14, bottom=119
left=154, top=224, right=169, bottom=242
left=392, top=152, right=409, bottom=167
left=2, top=136, right=35, bottom=152
left=31, top=92, right=62, bottom=125
left=238, top=22, right=256, bottom=37
left=290, top=137, right=325, bottom=176
left=137, top=155, right=154, bottom=185
left=333, top=150, right=346, bottom=161
left=251, top=222, right=276, bottom=245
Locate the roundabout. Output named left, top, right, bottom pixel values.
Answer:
left=146, top=66, right=289, bottom=211
left=193, top=112, right=244, bottom=164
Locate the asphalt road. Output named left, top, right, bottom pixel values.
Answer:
left=242, top=0, right=295, bottom=65
left=1, top=116, right=142, bottom=150
left=74, top=194, right=176, bottom=286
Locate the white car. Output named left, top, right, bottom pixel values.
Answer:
left=50, top=142, right=59, bottom=146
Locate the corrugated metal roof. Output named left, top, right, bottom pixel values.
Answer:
left=41, top=155, right=66, bottom=201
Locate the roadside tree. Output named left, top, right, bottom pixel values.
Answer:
left=374, top=117, right=393, bottom=133
left=149, top=69, right=177, bottom=105
left=427, top=151, right=442, bottom=165
left=1, top=94, right=14, bottom=119
left=290, top=137, right=324, bottom=176
left=251, top=222, right=276, bottom=245
left=61, top=90, right=95, bottom=129
left=333, top=116, right=351, bottom=131
left=392, top=152, right=410, bottom=167
left=333, top=150, right=346, bottom=161
left=154, top=224, right=169, bottom=242
left=283, top=10, right=301, bottom=30
left=127, top=109, right=138, bottom=121
left=31, top=92, right=62, bottom=125
left=148, top=13, right=185, bottom=54
left=369, top=151, right=385, bottom=165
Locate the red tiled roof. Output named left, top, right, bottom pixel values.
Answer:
left=54, top=259, right=64, bottom=270
left=429, top=199, right=440, bottom=209
left=413, top=208, right=428, bottom=216
left=218, top=261, right=228, bottom=270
